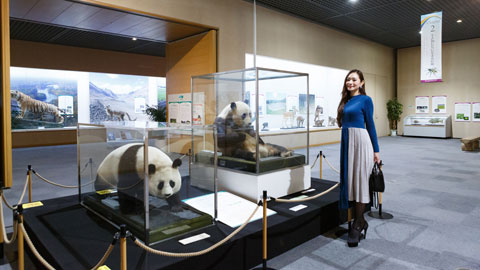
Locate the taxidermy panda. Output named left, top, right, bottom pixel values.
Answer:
left=214, top=101, right=293, bottom=161
left=95, top=143, right=183, bottom=214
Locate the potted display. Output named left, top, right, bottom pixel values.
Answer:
left=386, top=98, right=403, bottom=136
left=145, top=103, right=167, bottom=122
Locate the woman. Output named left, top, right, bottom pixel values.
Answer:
left=337, top=69, right=380, bottom=247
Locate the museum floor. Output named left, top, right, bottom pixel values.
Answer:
left=1, top=136, right=480, bottom=270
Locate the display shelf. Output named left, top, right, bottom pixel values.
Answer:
left=403, top=115, right=452, bottom=138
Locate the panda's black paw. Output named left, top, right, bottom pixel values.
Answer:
left=245, top=151, right=256, bottom=161
left=170, top=204, right=184, bottom=212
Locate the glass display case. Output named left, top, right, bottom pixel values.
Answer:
left=403, top=115, right=452, bottom=138
left=191, top=67, right=311, bottom=201
left=77, top=121, right=216, bottom=245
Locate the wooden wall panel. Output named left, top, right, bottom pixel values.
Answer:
left=166, top=29, right=217, bottom=123
left=1, top=0, right=12, bottom=188
left=13, top=129, right=76, bottom=148
left=11, top=40, right=166, bottom=77
left=166, top=29, right=216, bottom=153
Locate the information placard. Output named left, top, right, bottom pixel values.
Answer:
left=432, top=95, right=447, bottom=114
left=168, top=93, right=192, bottom=126
left=183, top=191, right=276, bottom=228
left=472, top=102, right=480, bottom=122
left=416, top=96, right=429, bottom=113
left=454, top=102, right=471, bottom=122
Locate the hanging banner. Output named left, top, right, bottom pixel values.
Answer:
left=432, top=95, right=447, bottom=114
left=421, top=11, right=442, bottom=83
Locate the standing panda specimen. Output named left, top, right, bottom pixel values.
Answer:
left=214, top=101, right=293, bottom=161
left=95, top=143, right=183, bottom=214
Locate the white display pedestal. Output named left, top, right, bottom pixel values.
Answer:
left=218, top=165, right=311, bottom=202
left=190, top=164, right=312, bottom=202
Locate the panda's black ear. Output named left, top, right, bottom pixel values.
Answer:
left=230, top=102, right=237, bottom=111
left=172, top=158, right=182, bottom=169
left=148, top=164, right=156, bottom=175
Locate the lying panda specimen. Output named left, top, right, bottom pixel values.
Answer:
left=214, top=101, right=293, bottom=161
left=95, top=143, right=183, bottom=214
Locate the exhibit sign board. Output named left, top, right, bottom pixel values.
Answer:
left=432, top=95, right=447, bottom=114
left=192, top=92, right=204, bottom=125
left=421, top=11, right=442, bottom=83
left=168, top=93, right=192, bottom=126
left=58, top=95, right=74, bottom=115
left=416, top=96, right=429, bottom=113
left=183, top=191, right=275, bottom=228
left=454, top=102, right=471, bottom=121
left=472, top=102, right=480, bottom=122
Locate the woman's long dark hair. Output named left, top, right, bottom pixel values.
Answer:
left=336, top=69, right=366, bottom=127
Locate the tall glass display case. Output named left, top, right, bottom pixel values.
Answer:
left=77, top=121, right=216, bottom=245
left=403, top=115, right=452, bottom=138
left=191, top=67, right=311, bottom=201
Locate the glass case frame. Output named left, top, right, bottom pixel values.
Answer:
left=191, top=67, right=310, bottom=174
left=77, top=121, right=217, bottom=245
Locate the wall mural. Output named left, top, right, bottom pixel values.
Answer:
left=245, top=54, right=347, bottom=130
left=10, top=67, right=165, bottom=130
left=10, top=67, right=78, bottom=129
left=89, top=73, right=149, bottom=122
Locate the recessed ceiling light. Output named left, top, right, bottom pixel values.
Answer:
left=456, top=19, right=463, bottom=23
left=349, top=0, right=358, bottom=3
left=132, top=37, right=137, bottom=41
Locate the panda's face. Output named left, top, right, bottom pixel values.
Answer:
left=229, top=101, right=252, bottom=128
left=147, top=157, right=182, bottom=199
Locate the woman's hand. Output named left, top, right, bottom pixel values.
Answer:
left=374, top=152, right=380, bottom=164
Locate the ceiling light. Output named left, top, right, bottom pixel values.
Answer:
left=132, top=37, right=137, bottom=41
left=456, top=19, right=462, bottom=23
left=349, top=0, right=358, bottom=3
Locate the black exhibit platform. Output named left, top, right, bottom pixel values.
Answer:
left=23, top=178, right=341, bottom=270
left=83, top=193, right=213, bottom=244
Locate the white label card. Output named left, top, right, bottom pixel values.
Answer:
left=179, top=233, right=210, bottom=245
left=289, top=204, right=308, bottom=212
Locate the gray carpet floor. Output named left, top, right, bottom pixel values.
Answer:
left=1, top=136, right=480, bottom=270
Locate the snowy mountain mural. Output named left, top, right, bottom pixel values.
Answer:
left=89, top=73, right=150, bottom=122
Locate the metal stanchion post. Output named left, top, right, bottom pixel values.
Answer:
left=120, top=225, right=127, bottom=270
left=188, top=149, right=192, bottom=176
left=253, top=190, right=275, bottom=270
left=17, top=205, right=24, bottom=270
left=368, top=163, right=393, bottom=220
left=368, top=192, right=393, bottom=219
left=319, top=151, right=323, bottom=179
left=27, top=165, right=32, bottom=203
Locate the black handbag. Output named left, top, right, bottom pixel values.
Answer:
left=369, top=162, right=385, bottom=193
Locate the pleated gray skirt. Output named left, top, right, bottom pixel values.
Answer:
left=347, top=128, right=374, bottom=203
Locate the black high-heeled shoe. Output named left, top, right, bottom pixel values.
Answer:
left=362, top=221, right=369, bottom=239
left=347, top=221, right=368, bottom=247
